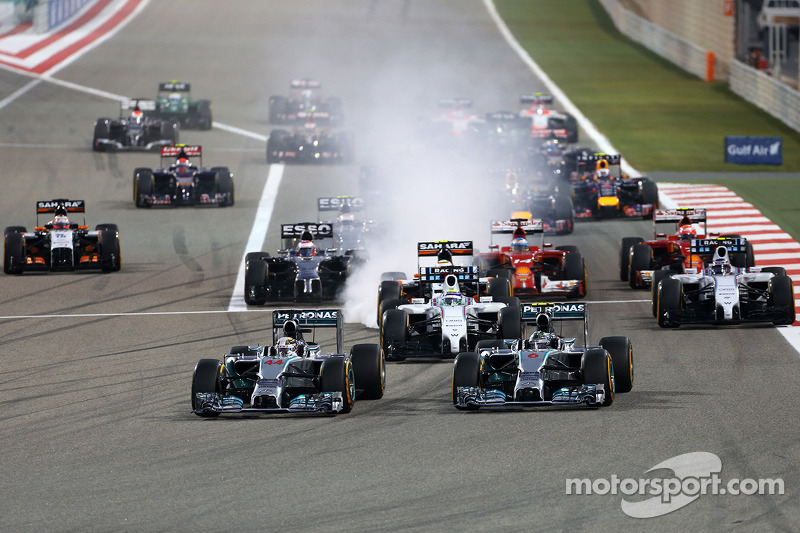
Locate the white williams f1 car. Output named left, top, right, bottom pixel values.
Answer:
left=654, top=239, right=795, bottom=327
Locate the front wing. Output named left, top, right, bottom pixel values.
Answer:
left=455, top=385, right=606, bottom=408
left=193, top=392, right=346, bottom=415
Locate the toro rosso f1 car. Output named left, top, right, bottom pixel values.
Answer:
left=452, top=302, right=633, bottom=409
left=93, top=99, right=178, bottom=152
left=653, top=239, right=795, bottom=327
left=133, top=145, right=234, bottom=207
left=244, top=224, right=358, bottom=304
left=4, top=199, right=121, bottom=274
left=191, top=309, right=384, bottom=416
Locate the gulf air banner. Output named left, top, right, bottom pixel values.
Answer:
left=725, top=136, right=782, bottom=165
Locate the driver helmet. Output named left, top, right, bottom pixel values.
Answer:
left=131, top=109, right=144, bottom=123
left=174, top=159, right=194, bottom=178
left=511, top=237, right=529, bottom=252
left=297, top=240, right=317, bottom=257
left=710, top=255, right=732, bottom=275
left=338, top=212, right=355, bottom=230
left=275, top=337, right=298, bottom=357
left=678, top=225, right=697, bottom=240
left=168, top=92, right=182, bottom=105
left=52, top=214, right=70, bottom=229
left=442, top=285, right=462, bottom=306
left=596, top=167, right=610, bottom=179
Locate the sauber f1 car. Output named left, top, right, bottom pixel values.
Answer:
left=377, top=241, right=522, bottom=360
left=133, top=145, right=234, bottom=207
left=93, top=99, right=178, bottom=152
left=568, top=154, right=658, bottom=219
left=191, top=309, right=384, bottom=416
left=653, top=239, right=795, bottom=327
left=151, top=81, right=212, bottom=130
left=452, top=302, right=633, bottom=409
left=476, top=219, right=586, bottom=298
left=244, top=224, right=358, bottom=304
left=4, top=199, right=121, bottom=274
left=269, top=79, right=343, bottom=126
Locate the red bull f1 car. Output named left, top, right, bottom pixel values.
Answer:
left=568, top=154, right=658, bottom=219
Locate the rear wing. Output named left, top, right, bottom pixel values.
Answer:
left=520, top=93, right=553, bottom=105
left=121, top=99, right=157, bottom=111
left=290, top=79, right=321, bottom=89
left=438, top=98, right=472, bottom=109
left=521, top=302, right=588, bottom=347
left=654, top=208, right=707, bottom=236
left=576, top=153, right=621, bottom=166
left=280, top=222, right=334, bottom=240
left=272, top=309, right=343, bottom=353
left=317, top=196, right=365, bottom=212
left=161, top=145, right=201, bottom=165
left=417, top=241, right=474, bottom=257
left=490, top=219, right=544, bottom=235
left=36, top=199, right=85, bottom=214
left=690, top=237, right=748, bottom=255
left=158, top=81, right=190, bottom=92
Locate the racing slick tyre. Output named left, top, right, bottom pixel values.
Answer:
left=191, top=359, right=223, bottom=417
left=498, top=302, right=522, bottom=340
left=564, top=252, right=587, bottom=297
left=553, top=195, right=574, bottom=235
left=380, top=271, right=407, bottom=281
left=134, top=169, right=153, bottom=208
left=768, top=275, right=796, bottom=326
left=3, top=231, right=25, bottom=275
left=95, top=224, right=119, bottom=233
left=619, top=237, right=644, bottom=281
left=452, top=351, right=481, bottom=410
left=657, top=277, right=682, bottom=328
left=651, top=270, right=674, bottom=317
left=98, top=228, right=121, bottom=272
left=350, top=344, right=385, bottom=400
left=640, top=178, right=659, bottom=209
left=92, top=118, right=111, bottom=151
left=377, top=280, right=403, bottom=325
left=319, top=357, right=354, bottom=414
left=565, top=114, right=579, bottom=143
left=160, top=121, right=179, bottom=145
left=196, top=100, right=213, bottom=130
left=212, top=167, right=235, bottom=207
left=730, top=241, right=755, bottom=269
left=381, top=309, right=408, bottom=362
left=628, top=243, right=652, bottom=289
left=581, top=349, right=614, bottom=406
left=599, top=336, right=633, bottom=393
left=268, top=95, right=285, bottom=124
left=488, top=277, right=511, bottom=299
left=763, top=266, right=787, bottom=277
left=244, top=257, right=268, bottom=305
left=487, top=268, right=513, bottom=282
left=266, top=129, right=289, bottom=164
left=378, top=299, right=404, bottom=329
left=4, top=226, right=26, bottom=237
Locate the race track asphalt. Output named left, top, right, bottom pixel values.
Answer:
left=0, top=2, right=797, bottom=531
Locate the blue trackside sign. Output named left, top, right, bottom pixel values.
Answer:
left=725, top=136, right=782, bottom=165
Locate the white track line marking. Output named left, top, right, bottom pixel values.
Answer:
left=227, top=163, right=285, bottom=312
left=484, top=0, right=638, bottom=177
left=0, top=299, right=652, bottom=320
